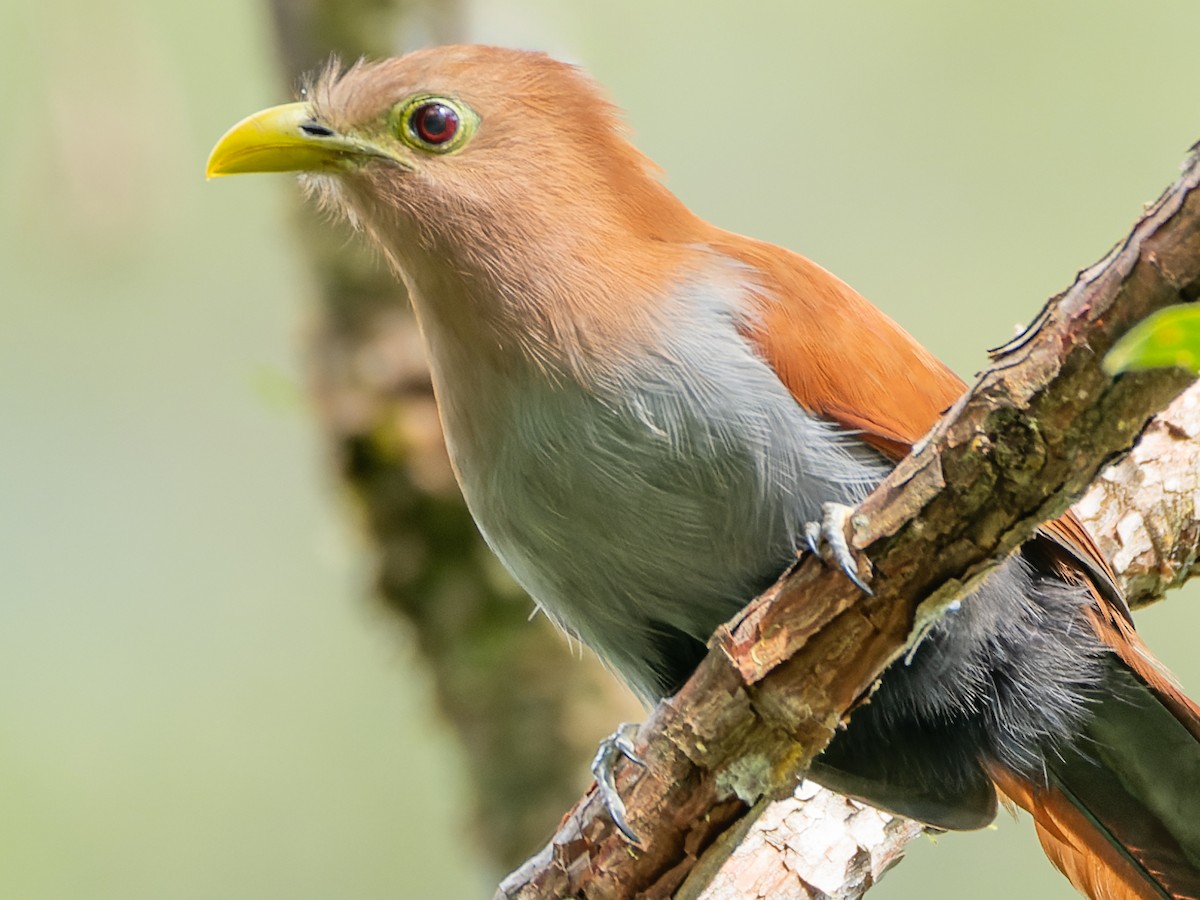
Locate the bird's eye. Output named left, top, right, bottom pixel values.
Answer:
left=392, top=96, right=475, bottom=155
left=412, top=102, right=459, bottom=146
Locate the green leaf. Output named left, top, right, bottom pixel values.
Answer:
left=1103, top=304, right=1200, bottom=375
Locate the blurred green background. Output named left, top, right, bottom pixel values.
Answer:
left=3, top=1, right=1199, bottom=897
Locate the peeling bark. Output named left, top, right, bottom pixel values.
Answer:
left=1075, top=382, right=1200, bottom=607
left=695, top=785, right=921, bottom=900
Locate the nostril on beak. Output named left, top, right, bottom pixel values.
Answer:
left=300, top=122, right=335, bottom=137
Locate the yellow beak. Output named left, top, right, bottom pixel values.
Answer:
left=206, top=102, right=390, bottom=178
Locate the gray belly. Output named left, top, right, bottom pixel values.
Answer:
left=451, top=341, right=889, bottom=701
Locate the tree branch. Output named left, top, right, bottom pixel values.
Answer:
left=1075, top=382, right=1200, bottom=608
left=693, top=378, right=1200, bottom=900
left=499, top=147, right=1200, bottom=899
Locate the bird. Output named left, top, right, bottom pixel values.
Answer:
left=207, top=45, right=1200, bottom=899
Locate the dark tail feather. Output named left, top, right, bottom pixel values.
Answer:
left=989, top=651, right=1200, bottom=900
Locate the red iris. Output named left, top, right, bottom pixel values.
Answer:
left=413, top=102, right=459, bottom=146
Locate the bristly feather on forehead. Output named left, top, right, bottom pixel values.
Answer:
left=300, top=46, right=665, bottom=183
left=298, top=56, right=352, bottom=114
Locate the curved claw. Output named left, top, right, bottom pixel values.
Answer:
left=803, top=520, right=823, bottom=558
left=590, top=722, right=646, bottom=844
left=804, top=502, right=873, bottom=595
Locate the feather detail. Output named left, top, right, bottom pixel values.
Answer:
left=715, top=232, right=963, bottom=458
left=983, top=573, right=1200, bottom=900
left=1084, top=590, right=1200, bottom=743
left=718, top=228, right=1130, bottom=619
left=989, top=762, right=1170, bottom=900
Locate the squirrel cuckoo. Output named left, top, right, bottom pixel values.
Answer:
left=207, top=46, right=1200, bottom=898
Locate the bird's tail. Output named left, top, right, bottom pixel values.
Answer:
left=988, top=625, right=1200, bottom=900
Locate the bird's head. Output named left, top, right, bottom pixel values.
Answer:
left=208, top=45, right=704, bottom=371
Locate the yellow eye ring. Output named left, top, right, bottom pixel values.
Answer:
left=392, top=95, right=476, bottom=154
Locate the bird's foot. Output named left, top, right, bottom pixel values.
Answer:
left=591, top=721, right=646, bottom=844
left=804, top=502, right=872, bottom=594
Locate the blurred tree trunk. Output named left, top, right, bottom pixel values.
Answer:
left=264, top=0, right=642, bottom=871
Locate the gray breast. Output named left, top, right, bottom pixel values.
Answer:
left=455, top=284, right=889, bottom=701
